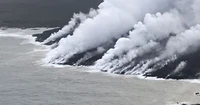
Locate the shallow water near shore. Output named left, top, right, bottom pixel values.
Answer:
left=0, top=29, right=200, bottom=105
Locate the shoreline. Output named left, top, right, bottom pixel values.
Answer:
left=1, top=28, right=200, bottom=105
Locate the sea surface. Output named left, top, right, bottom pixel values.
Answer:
left=0, top=0, right=200, bottom=105
left=0, top=0, right=102, bottom=28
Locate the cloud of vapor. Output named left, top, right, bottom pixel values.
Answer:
left=45, top=0, right=200, bottom=76
left=144, top=25, right=200, bottom=74
left=96, top=10, right=185, bottom=68
left=174, top=0, right=200, bottom=27
left=94, top=0, right=200, bottom=74
left=45, top=6, right=135, bottom=63
left=160, top=25, right=200, bottom=59
left=43, top=9, right=98, bottom=44
left=45, top=0, right=178, bottom=64
left=99, top=0, right=175, bottom=20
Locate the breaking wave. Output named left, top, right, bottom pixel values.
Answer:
left=35, top=0, right=200, bottom=79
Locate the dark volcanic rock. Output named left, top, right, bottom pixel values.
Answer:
left=32, top=28, right=61, bottom=43
left=32, top=19, right=81, bottom=45
left=62, top=40, right=117, bottom=66
left=147, top=47, right=200, bottom=80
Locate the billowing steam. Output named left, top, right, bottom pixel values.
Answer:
left=43, top=0, right=200, bottom=79
left=43, top=9, right=98, bottom=45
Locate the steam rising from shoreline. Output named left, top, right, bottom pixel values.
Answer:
left=43, top=0, right=200, bottom=78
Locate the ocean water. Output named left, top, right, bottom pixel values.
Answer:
left=0, top=0, right=102, bottom=28
left=0, top=29, right=200, bottom=105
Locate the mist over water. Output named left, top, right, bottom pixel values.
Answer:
left=41, top=0, right=200, bottom=79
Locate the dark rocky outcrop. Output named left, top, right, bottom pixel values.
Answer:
left=147, top=46, right=200, bottom=79
left=32, top=28, right=61, bottom=43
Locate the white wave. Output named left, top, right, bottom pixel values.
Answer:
left=182, top=79, right=200, bottom=84
left=0, top=28, right=55, bottom=36
left=0, top=28, right=55, bottom=46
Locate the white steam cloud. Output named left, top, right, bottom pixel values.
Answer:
left=44, top=0, right=200, bottom=75
left=43, top=9, right=98, bottom=44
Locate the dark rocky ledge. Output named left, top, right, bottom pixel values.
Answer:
left=180, top=104, right=200, bottom=105
left=32, top=28, right=61, bottom=43
left=147, top=46, right=200, bottom=80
